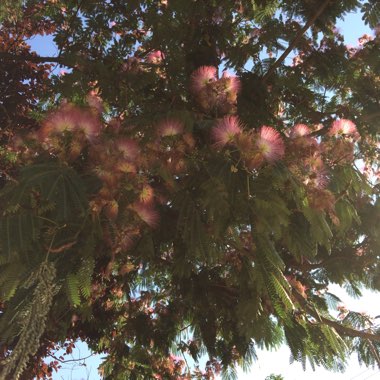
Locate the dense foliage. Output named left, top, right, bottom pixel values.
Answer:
left=0, top=0, right=379, bottom=379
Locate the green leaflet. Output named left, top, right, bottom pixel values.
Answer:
left=335, top=199, right=361, bottom=234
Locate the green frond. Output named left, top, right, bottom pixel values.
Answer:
left=342, top=311, right=373, bottom=329
left=361, top=0, right=380, bottom=28
left=0, top=261, right=58, bottom=380
left=66, top=272, right=81, bottom=307
left=0, top=261, right=27, bottom=301
left=253, top=195, right=290, bottom=238
left=0, top=212, right=41, bottom=260
left=174, top=190, right=213, bottom=261
left=0, top=162, right=89, bottom=261
left=284, top=323, right=309, bottom=366
left=343, top=282, right=362, bottom=299
left=221, top=363, right=238, bottom=380
left=254, top=237, right=294, bottom=319
left=77, top=257, right=95, bottom=299
left=1, top=162, right=88, bottom=221
left=252, top=315, right=284, bottom=350
left=200, top=177, right=231, bottom=238
left=354, top=334, right=380, bottom=368
left=323, top=292, right=342, bottom=311
left=335, top=199, right=361, bottom=234
left=256, top=236, right=285, bottom=272
left=320, top=325, right=348, bottom=360
left=283, top=214, right=317, bottom=260
left=302, top=206, right=332, bottom=251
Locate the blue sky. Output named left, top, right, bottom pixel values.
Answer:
left=25, top=8, right=379, bottom=380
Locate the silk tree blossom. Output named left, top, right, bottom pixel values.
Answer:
left=39, top=104, right=77, bottom=140
left=221, top=71, right=241, bottom=95
left=116, top=138, right=139, bottom=160
left=211, top=116, right=243, bottom=148
left=169, top=354, right=184, bottom=363
left=146, top=50, right=165, bottom=64
left=39, top=104, right=102, bottom=143
left=86, top=90, right=104, bottom=113
left=139, top=185, right=154, bottom=204
left=104, top=199, right=119, bottom=221
left=256, top=126, right=285, bottom=162
left=331, top=139, right=355, bottom=164
left=289, top=123, right=311, bottom=138
left=157, top=119, right=184, bottom=137
left=190, top=65, right=217, bottom=93
left=218, top=71, right=241, bottom=112
left=303, top=159, right=329, bottom=189
left=115, top=160, right=137, bottom=174
left=328, top=119, right=359, bottom=140
left=190, top=67, right=241, bottom=114
left=358, top=33, right=373, bottom=46
left=75, top=109, right=102, bottom=142
left=131, top=202, right=159, bottom=228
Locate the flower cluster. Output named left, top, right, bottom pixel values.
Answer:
left=211, top=116, right=285, bottom=169
left=190, top=66, right=241, bottom=114
left=88, top=126, right=162, bottom=251
left=210, top=116, right=359, bottom=220
left=36, top=103, right=102, bottom=161
left=285, top=119, right=358, bottom=217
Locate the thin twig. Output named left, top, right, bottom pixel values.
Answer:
left=262, top=0, right=331, bottom=83
left=48, top=353, right=94, bottom=364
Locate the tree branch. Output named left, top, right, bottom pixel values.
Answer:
left=359, top=111, right=380, bottom=122
left=0, top=51, right=72, bottom=66
left=293, top=292, right=380, bottom=343
left=262, top=0, right=331, bottom=83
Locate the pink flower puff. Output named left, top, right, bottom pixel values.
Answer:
left=289, top=123, right=311, bottom=138
left=190, top=66, right=217, bottom=93
left=146, top=50, right=165, bottom=64
left=255, top=126, right=285, bottom=162
left=221, top=71, right=241, bottom=94
left=328, top=119, right=359, bottom=140
left=211, top=116, right=243, bottom=148
left=157, top=119, right=184, bottom=137
left=116, top=138, right=139, bottom=161
left=131, top=202, right=159, bottom=228
left=39, top=104, right=101, bottom=142
left=75, top=110, right=102, bottom=142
